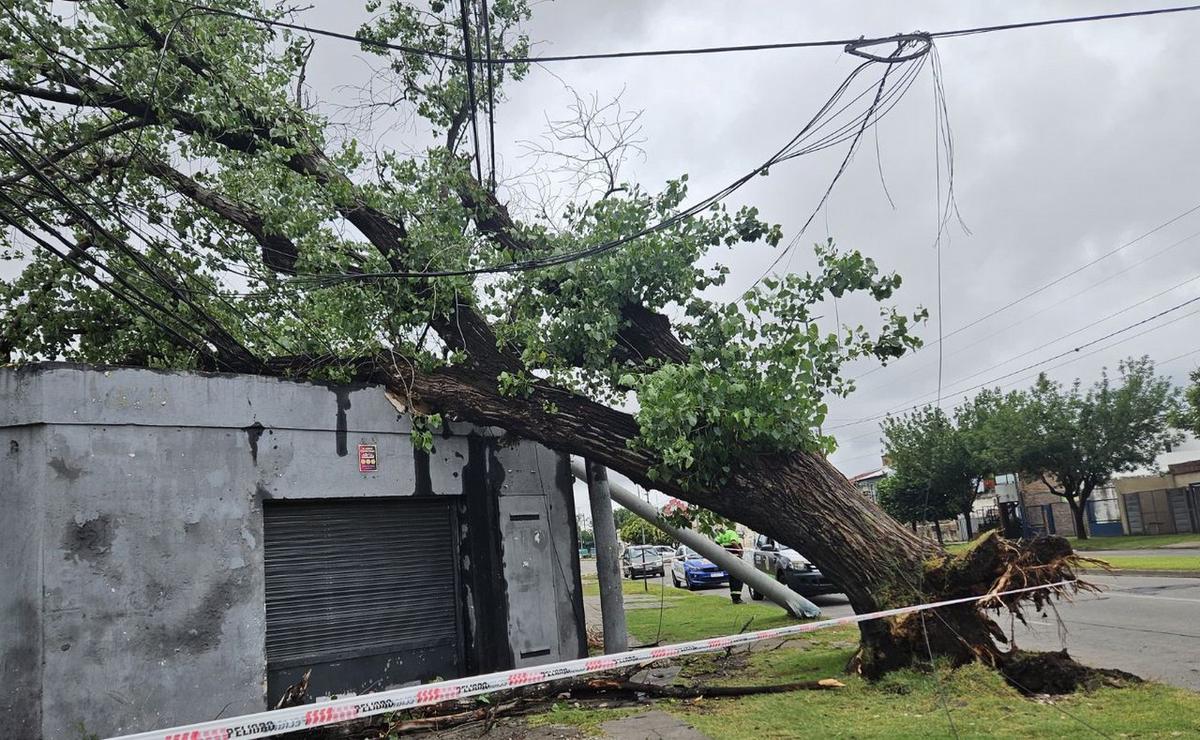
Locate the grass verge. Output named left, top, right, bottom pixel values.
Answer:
left=1067, top=533, right=1200, bottom=551
left=566, top=574, right=1200, bottom=738
left=1086, top=554, right=1200, bottom=572
left=676, top=654, right=1200, bottom=739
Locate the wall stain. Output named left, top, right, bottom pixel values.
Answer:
left=333, top=388, right=352, bottom=457
left=48, top=456, right=83, bottom=481
left=146, top=573, right=251, bottom=656
left=8, top=439, right=18, bottom=454
left=413, top=445, right=433, bottom=496
left=64, top=515, right=114, bottom=562
left=243, top=422, right=265, bottom=464
left=255, top=481, right=274, bottom=500
left=459, top=433, right=513, bottom=673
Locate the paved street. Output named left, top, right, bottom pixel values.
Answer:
left=584, top=559, right=1200, bottom=690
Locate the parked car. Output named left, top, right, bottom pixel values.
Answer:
left=654, top=545, right=675, bottom=558
left=621, top=545, right=664, bottom=579
left=670, top=545, right=728, bottom=590
left=749, top=535, right=840, bottom=598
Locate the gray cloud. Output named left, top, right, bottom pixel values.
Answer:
left=10, top=1, right=1198, bottom=499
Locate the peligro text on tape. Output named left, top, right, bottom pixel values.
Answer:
left=108, top=580, right=1074, bottom=740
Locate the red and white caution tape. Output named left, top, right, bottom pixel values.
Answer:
left=108, top=580, right=1073, bottom=740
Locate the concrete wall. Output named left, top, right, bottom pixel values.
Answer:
left=1, top=364, right=584, bottom=739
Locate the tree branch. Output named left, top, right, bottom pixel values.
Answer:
left=0, top=116, right=149, bottom=188
left=136, top=158, right=301, bottom=274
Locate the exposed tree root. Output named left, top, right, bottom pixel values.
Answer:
left=1003, top=650, right=1142, bottom=695
left=852, top=532, right=1108, bottom=679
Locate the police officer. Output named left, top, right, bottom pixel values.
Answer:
left=715, top=529, right=744, bottom=604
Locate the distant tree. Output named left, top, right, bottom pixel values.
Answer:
left=576, top=512, right=595, bottom=549
left=876, top=475, right=939, bottom=539
left=881, top=403, right=990, bottom=541
left=618, top=517, right=674, bottom=546
left=612, top=507, right=637, bottom=534
left=1170, top=367, right=1200, bottom=437
left=991, top=357, right=1180, bottom=539
left=578, top=528, right=595, bottom=548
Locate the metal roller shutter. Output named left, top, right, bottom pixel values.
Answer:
left=263, top=498, right=461, bottom=704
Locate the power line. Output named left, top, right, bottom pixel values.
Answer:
left=828, top=292, right=1200, bottom=430
left=836, top=269, right=1200, bottom=448
left=848, top=308, right=1200, bottom=453
left=0, top=189, right=225, bottom=366
left=180, top=2, right=1200, bottom=65
left=860, top=227, right=1200, bottom=391
left=480, top=0, right=498, bottom=189
left=853, top=200, right=1200, bottom=382
left=1161, top=347, right=1200, bottom=366
left=0, top=118, right=317, bottom=365
left=933, top=272, right=1200, bottom=391
left=458, top=0, right=484, bottom=184
left=935, top=201, right=1200, bottom=344
left=288, top=52, right=927, bottom=285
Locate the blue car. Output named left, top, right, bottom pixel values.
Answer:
left=670, top=545, right=728, bottom=590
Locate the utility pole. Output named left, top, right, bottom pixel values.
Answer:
left=585, top=460, right=628, bottom=653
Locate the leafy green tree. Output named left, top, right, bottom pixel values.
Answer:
left=618, top=517, right=673, bottom=547
left=881, top=406, right=987, bottom=541
left=0, top=0, right=1080, bottom=675
left=876, top=474, right=933, bottom=529
left=575, top=513, right=595, bottom=550
left=612, top=507, right=636, bottom=534
left=1170, top=367, right=1200, bottom=437
left=990, top=358, right=1180, bottom=539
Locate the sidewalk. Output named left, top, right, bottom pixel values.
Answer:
left=582, top=594, right=713, bottom=739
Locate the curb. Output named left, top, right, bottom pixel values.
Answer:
left=1080, top=567, right=1200, bottom=578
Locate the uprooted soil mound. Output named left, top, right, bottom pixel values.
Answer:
left=1003, top=650, right=1142, bottom=695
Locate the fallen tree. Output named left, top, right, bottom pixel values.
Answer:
left=0, top=0, right=1088, bottom=677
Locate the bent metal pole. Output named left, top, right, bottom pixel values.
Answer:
left=570, top=458, right=820, bottom=619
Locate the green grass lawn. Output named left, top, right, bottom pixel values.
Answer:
left=677, top=653, right=1200, bottom=739
left=1067, top=533, right=1200, bottom=551
left=1085, top=554, right=1200, bottom=572
left=943, top=535, right=1200, bottom=572
left=561, top=574, right=1200, bottom=737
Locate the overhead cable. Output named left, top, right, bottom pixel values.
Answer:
left=852, top=200, right=1200, bottom=382
left=287, top=51, right=927, bottom=285
left=179, top=3, right=1200, bottom=65
left=828, top=292, right=1200, bottom=430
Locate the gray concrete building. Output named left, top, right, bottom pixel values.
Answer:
left=1, top=364, right=586, bottom=740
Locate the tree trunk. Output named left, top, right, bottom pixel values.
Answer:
left=932, top=519, right=944, bottom=546
left=962, top=508, right=974, bottom=540
left=383, top=362, right=1069, bottom=677
left=1068, top=499, right=1089, bottom=540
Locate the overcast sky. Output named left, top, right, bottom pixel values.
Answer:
left=302, top=1, right=1200, bottom=511
left=496, top=0, right=1200, bottom=478
left=14, top=2, right=1200, bottom=516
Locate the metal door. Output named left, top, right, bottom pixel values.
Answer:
left=1168, top=489, right=1192, bottom=535
left=263, top=498, right=461, bottom=705
left=1123, top=494, right=1144, bottom=535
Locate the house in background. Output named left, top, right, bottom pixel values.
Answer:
left=848, top=467, right=888, bottom=503
left=1, top=364, right=586, bottom=740
left=1012, top=433, right=1200, bottom=538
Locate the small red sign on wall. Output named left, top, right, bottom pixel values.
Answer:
left=358, top=443, right=378, bottom=473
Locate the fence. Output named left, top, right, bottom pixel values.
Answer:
left=1121, top=487, right=1200, bottom=535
